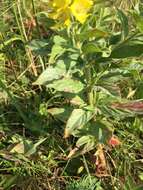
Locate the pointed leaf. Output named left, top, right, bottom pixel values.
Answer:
left=47, top=78, right=84, bottom=93
left=78, top=28, right=108, bottom=41
left=117, top=9, right=129, bottom=39
left=78, top=121, right=113, bottom=144
left=110, top=44, right=143, bottom=58
left=33, top=67, right=65, bottom=85
left=25, top=138, right=47, bottom=157
left=67, top=136, right=96, bottom=158
left=133, top=12, right=143, bottom=33
left=48, top=107, right=73, bottom=122
left=27, top=39, right=49, bottom=55
left=64, top=109, right=94, bottom=138
left=82, top=43, right=102, bottom=54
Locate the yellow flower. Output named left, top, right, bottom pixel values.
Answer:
left=56, top=7, right=71, bottom=26
left=48, top=0, right=71, bottom=26
left=70, top=0, right=93, bottom=23
left=48, top=0, right=93, bottom=27
left=52, top=0, right=71, bottom=9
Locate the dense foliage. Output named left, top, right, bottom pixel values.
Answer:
left=0, top=0, right=143, bottom=189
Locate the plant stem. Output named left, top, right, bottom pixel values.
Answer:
left=17, top=0, right=28, bottom=42
left=85, top=63, right=94, bottom=107
left=13, top=1, right=38, bottom=76
left=31, top=0, right=41, bottom=39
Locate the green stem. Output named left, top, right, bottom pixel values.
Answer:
left=85, top=63, right=94, bottom=107
left=17, top=1, right=28, bottom=42
left=13, top=3, right=25, bottom=41
left=82, top=155, right=92, bottom=184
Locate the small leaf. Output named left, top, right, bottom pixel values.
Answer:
left=33, top=67, right=65, bottom=85
left=127, top=89, right=136, bottom=99
left=48, top=107, right=73, bottom=122
left=27, top=39, right=49, bottom=55
left=78, top=121, right=113, bottom=144
left=47, top=78, right=84, bottom=93
left=77, top=166, right=84, bottom=174
left=110, top=44, right=143, bottom=58
left=53, top=35, right=67, bottom=45
left=37, top=12, right=56, bottom=28
left=70, top=95, right=85, bottom=106
left=49, top=35, right=67, bottom=63
left=64, top=109, right=94, bottom=138
left=76, top=135, right=94, bottom=148
left=132, top=12, right=143, bottom=33
left=0, top=53, right=5, bottom=61
left=109, top=34, right=121, bottom=45
left=2, top=36, right=23, bottom=47
left=25, top=138, right=47, bottom=157
left=67, top=136, right=96, bottom=158
left=82, top=43, right=102, bottom=54
left=9, top=138, right=47, bottom=157
left=77, top=28, right=108, bottom=41
left=49, top=45, right=65, bottom=63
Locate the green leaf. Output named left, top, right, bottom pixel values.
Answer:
left=110, top=44, right=143, bottom=58
left=0, top=36, right=23, bottom=51
left=73, top=135, right=96, bottom=156
left=9, top=138, right=47, bottom=157
left=33, top=67, right=65, bottom=85
left=48, top=35, right=67, bottom=63
left=0, top=175, right=18, bottom=190
left=25, top=138, right=47, bottom=157
left=109, top=34, right=121, bottom=45
left=69, top=95, right=86, bottom=106
left=77, top=28, right=108, bottom=41
left=78, top=121, right=113, bottom=144
left=0, top=53, right=5, bottom=61
left=117, top=9, right=129, bottom=39
left=48, top=106, right=73, bottom=122
left=47, top=78, right=84, bottom=93
left=67, top=136, right=96, bottom=158
left=53, top=35, right=67, bottom=45
left=132, top=12, right=143, bottom=33
left=27, top=39, right=49, bottom=55
left=3, top=36, right=23, bottom=46
left=37, top=12, right=56, bottom=28
left=139, top=172, right=143, bottom=181
left=76, top=135, right=96, bottom=148
left=134, top=186, right=143, bottom=190
left=82, top=43, right=102, bottom=54
left=49, top=45, right=65, bottom=63
left=65, top=109, right=94, bottom=137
